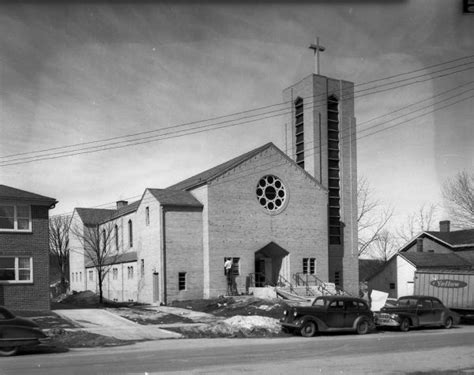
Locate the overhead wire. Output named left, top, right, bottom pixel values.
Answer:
left=50, top=81, right=474, bottom=217
left=2, top=55, right=474, bottom=166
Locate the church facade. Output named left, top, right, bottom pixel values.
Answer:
left=68, top=72, right=359, bottom=304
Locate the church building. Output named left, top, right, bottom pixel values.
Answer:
left=68, top=70, right=359, bottom=304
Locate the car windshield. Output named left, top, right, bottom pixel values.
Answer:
left=312, top=298, right=327, bottom=307
left=0, top=307, right=14, bottom=320
left=396, top=298, right=418, bottom=307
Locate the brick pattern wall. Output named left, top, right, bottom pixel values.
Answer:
left=204, top=146, right=329, bottom=297
left=135, top=191, right=161, bottom=304
left=0, top=205, right=51, bottom=311
left=283, top=74, right=359, bottom=295
left=164, top=209, right=204, bottom=302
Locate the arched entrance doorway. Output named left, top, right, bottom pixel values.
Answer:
left=255, top=242, right=290, bottom=287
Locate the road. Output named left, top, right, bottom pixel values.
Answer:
left=1, top=326, right=473, bottom=374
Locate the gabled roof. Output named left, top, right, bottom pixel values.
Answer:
left=399, top=252, right=471, bottom=269
left=359, top=259, right=386, bottom=282
left=148, top=189, right=203, bottom=209
left=168, top=143, right=274, bottom=191
left=0, top=184, right=57, bottom=207
left=167, top=142, right=322, bottom=192
left=425, top=229, right=474, bottom=247
left=75, top=200, right=140, bottom=225
left=108, top=201, right=140, bottom=221
left=85, top=251, right=137, bottom=268
left=75, top=208, right=116, bottom=225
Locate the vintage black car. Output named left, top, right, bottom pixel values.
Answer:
left=0, top=306, right=49, bottom=356
left=374, top=295, right=461, bottom=332
left=280, top=295, right=374, bottom=337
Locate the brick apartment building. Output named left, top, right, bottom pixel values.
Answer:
left=0, top=185, right=57, bottom=311
left=69, top=72, right=359, bottom=304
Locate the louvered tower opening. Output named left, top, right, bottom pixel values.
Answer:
left=327, top=95, right=341, bottom=245
left=294, top=97, right=304, bottom=169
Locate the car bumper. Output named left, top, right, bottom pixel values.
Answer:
left=280, top=322, right=301, bottom=330
left=374, top=317, right=400, bottom=327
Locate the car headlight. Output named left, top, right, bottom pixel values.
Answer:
left=283, top=310, right=287, bottom=316
left=389, top=314, right=399, bottom=319
left=293, top=311, right=298, bottom=317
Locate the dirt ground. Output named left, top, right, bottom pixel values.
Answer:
left=170, top=296, right=290, bottom=320
left=26, top=292, right=295, bottom=346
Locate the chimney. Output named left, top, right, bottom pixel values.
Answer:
left=416, top=238, right=423, bottom=252
left=439, top=220, right=450, bottom=233
left=116, top=200, right=128, bottom=209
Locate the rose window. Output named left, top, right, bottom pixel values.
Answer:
left=256, top=175, right=287, bottom=212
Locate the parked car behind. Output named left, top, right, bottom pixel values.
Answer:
left=0, top=306, right=49, bottom=356
left=280, top=295, right=374, bottom=337
left=374, top=295, right=460, bottom=332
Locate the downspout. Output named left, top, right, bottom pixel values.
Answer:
left=121, top=264, right=124, bottom=302
left=160, top=206, right=167, bottom=305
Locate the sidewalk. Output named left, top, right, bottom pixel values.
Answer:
left=53, top=309, right=182, bottom=340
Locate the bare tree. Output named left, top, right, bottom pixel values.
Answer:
left=371, top=230, right=398, bottom=262
left=443, top=171, right=474, bottom=228
left=358, top=177, right=394, bottom=257
left=49, top=215, right=71, bottom=294
left=397, top=203, right=440, bottom=243
left=71, top=221, right=119, bottom=304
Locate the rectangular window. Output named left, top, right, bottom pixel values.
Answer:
left=334, top=271, right=341, bottom=286
left=115, top=225, right=119, bottom=251
left=178, top=272, right=186, bottom=291
left=0, top=205, right=31, bottom=231
left=389, top=283, right=396, bottom=290
left=141, top=259, right=145, bottom=277
left=127, top=266, right=134, bottom=279
left=112, top=268, right=118, bottom=280
left=302, top=258, right=316, bottom=275
left=88, top=270, right=93, bottom=281
left=145, top=207, right=150, bottom=226
left=128, top=220, right=133, bottom=248
left=79, top=272, right=82, bottom=282
left=224, top=257, right=240, bottom=276
left=0, top=257, right=32, bottom=283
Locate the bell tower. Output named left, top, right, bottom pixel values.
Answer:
left=282, top=42, right=358, bottom=294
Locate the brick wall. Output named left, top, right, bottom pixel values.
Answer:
left=204, top=146, right=329, bottom=297
left=164, top=209, right=204, bottom=302
left=135, top=190, right=161, bottom=304
left=0, top=205, right=51, bottom=311
left=283, top=74, right=359, bottom=295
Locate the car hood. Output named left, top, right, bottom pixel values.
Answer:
left=380, top=306, right=415, bottom=313
left=0, top=317, right=41, bottom=328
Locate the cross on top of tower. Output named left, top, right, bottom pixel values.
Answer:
left=308, top=37, right=325, bottom=75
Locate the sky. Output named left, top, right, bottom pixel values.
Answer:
left=0, top=0, right=473, bottom=232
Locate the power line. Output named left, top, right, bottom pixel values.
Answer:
left=3, top=61, right=473, bottom=167
left=2, top=55, right=474, bottom=164
left=51, top=84, right=474, bottom=217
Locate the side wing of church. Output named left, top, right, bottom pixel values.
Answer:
left=68, top=72, right=359, bottom=304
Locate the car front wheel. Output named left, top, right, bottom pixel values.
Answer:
left=399, top=318, right=410, bottom=332
left=356, top=319, right=369, bottom=335
left=0, top=346, right=18, bottom=357
left=444, top=317, right=454, bottom=329
left=300, top=321, right=317, bottom=337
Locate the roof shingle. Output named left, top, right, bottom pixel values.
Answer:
left=168, top=143, right=274, bottom=191
left=425, top=229, right=474, bottom=246
left=0, top=184, right=57, bottom=206
left=148, top=189, right=203, bottom=208
left=400, top=252, right=471, bottom=268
